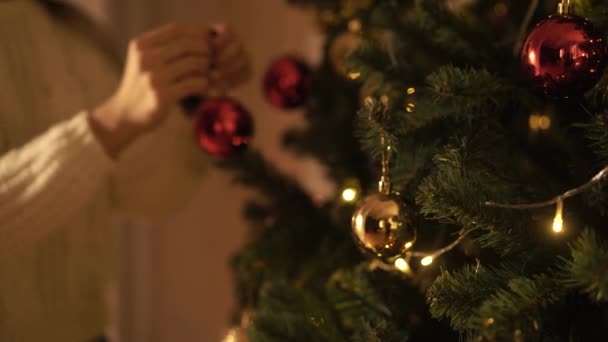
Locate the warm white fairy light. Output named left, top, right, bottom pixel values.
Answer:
left=348, top=19, right=362, bottom=33
left=222, top=330, right=237, bottom=342
left=405, top=241, right=413, bottom=249
left=552, top=200, right=564, bottom=233
left=341, top=188, right=358, bottom=202
left=405, top=235, right=466, bottom=268
left=420, top=256, right=434, bottom=266
left=394, top=257, right=410, bottom=273
left=529, top=113, right=551, bottom=131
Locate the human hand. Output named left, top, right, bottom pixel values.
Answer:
left=208, top=24, right=252, bottom=93
left=90, top=22, right=212, bottom=158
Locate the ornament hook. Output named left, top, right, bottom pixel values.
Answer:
left=379, top=136, right=392, bottom=195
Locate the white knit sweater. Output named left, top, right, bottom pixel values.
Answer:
left=0, top=1, right=207, bottom=341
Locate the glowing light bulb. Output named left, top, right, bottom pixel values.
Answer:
left=222, top=330, right=237, bottom=342
left=552, top=200, right=564, bottom=233
left=421, top=256, right=434, bottom=266
left=538, top=115, right=551, bottom=130
left=341, top=188, right=357, bottom=202
left=348, top=19, right=362, bottom=33
left=405, top=241, right=413, bottom=249
left=394, top=258, right=410, bottom=273
left=348, top=72, right=361, bottom=80
left=529, top=113, right=540, bottom=130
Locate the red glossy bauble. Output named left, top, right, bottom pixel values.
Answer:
left=263, top=56, right=313, bottom=109
left=192, top=97, right=253, bottom=158
left=521, top=14, right=607, bottom=98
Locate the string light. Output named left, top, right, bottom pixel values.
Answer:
left=486, top=165, right=608, bottom=235
left=222, top=330, right=238, bottom=342
left=348, top=19, right=362, bottom=33
left=348, top=72, right=361, bottom=80
left=420, top=256, right=434, bottom=266
left=529, top=113, right=551, bottom=131
left=394, top=257, right=411, bottom=273
left=552, top=200, right=564, bottom=233
left=407, top=87, right=416, bottom=95
left=405, top=241, right=413, bottom=249
left=341, top=188, right=358, bottom=202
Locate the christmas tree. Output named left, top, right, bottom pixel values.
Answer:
left=220, top=0, right=608, bottom=340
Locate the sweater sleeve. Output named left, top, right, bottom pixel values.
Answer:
left=110, top=108, right=210, bottom=220
left=0, top=111, right=114, bottom=258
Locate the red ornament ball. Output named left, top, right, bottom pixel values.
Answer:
left=263, top=56, right=313, bottom=109
left=193, top=97, right=253, bottom=158
left=521, top=14, right=607, bottom=98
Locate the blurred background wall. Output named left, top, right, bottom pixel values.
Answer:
left=68, top=0, right=328, bottom=341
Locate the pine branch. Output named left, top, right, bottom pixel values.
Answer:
left=427, top=66, right=514, bottom=117
left=427, top=264, right=519, bottom=332
left=561, top=229, right=608, bottom=302
left=250, top=282, right=346, bottom=342
left=581, top=113, right=608, bottom=164
left=473, top=274, right=563, bottom=339
left=416, top=127, right=542, bottom=256
left=326, top=266, right=391, bottom=331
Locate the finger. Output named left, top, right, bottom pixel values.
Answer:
left=140, top=22, right=209, bottom=48
left=163, top=56, right=210, bottom=83
left=211, top=56, right=250, bottom=84
left=209, top=24, right=235, bottom=50
left=167, top=77, right=209, bottom=103
left=212, top=64, right=251, bottom=89
left=216, top=41, right=245, bottom=66
left=215, top=48, right=251, bottom=75
left=156, top=37, right=210, bottom=64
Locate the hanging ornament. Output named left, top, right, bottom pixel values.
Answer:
left=192, top=97, right=253, bottom=158
left=263, top=56, right=313, bottom=109
left=520, top=0, right=607, bottom=98
left=329, top=31, right=364, bottom=77
left=351, top=134, right=417, bottom=263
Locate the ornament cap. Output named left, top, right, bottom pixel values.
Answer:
left=378, top=176, right=391, bottom=195
left=557, top=0, right=572, bottom=15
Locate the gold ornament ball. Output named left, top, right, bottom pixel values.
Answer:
left=329, top=31, right=364, bottom=76
left=351, top=193, right=416, bottom=262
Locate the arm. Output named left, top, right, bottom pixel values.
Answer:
left=0, top=113, right=113, bottom=257
left=0, top=23, right=212, bottom=256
